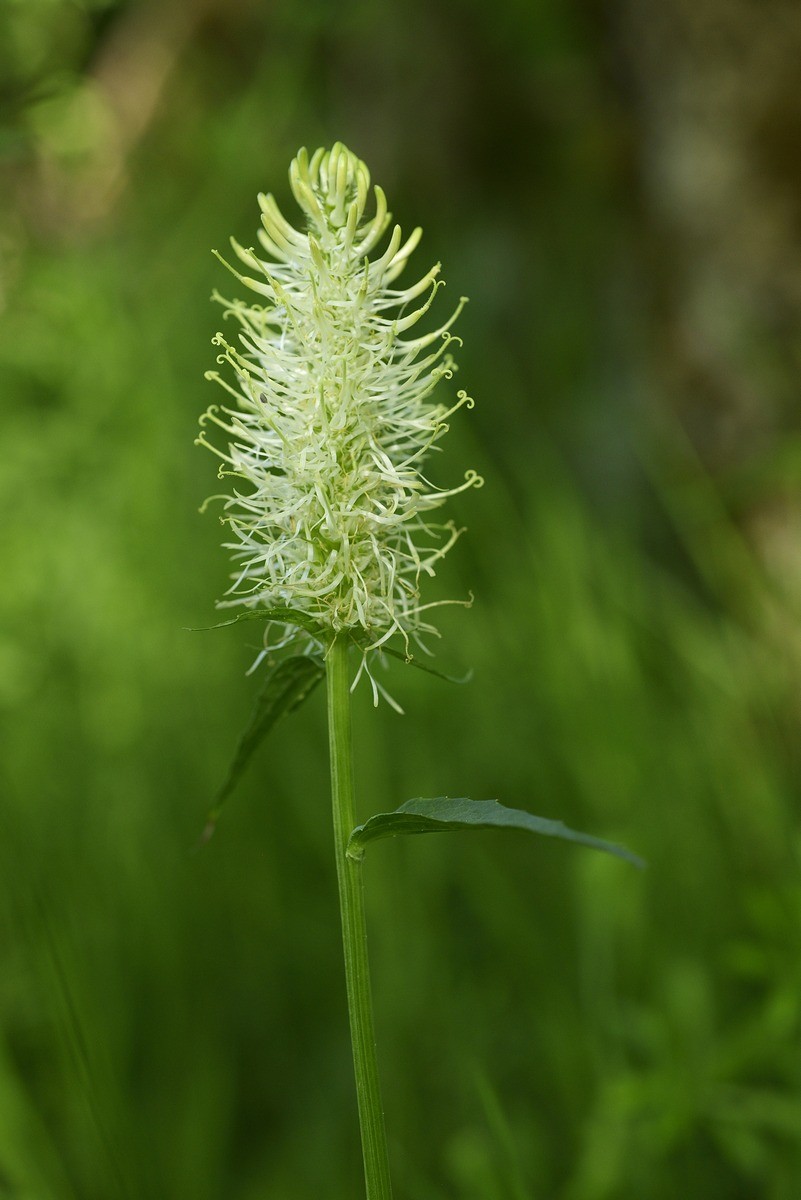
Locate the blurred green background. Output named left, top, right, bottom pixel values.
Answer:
left=2, top=0, right=801, bottom=1197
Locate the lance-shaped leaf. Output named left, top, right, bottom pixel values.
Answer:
left=378, top=644, right=472, bottom=684
left=198, top=655, right=324, bottom=844
left=347, top=796, right=644, bottom=868
left=187, top=605, right=327, bottom=638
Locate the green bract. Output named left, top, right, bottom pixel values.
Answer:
left=197, top=142, right=481, bottom=674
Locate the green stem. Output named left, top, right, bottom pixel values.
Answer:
left=326, top=637, right=394, bottom=1200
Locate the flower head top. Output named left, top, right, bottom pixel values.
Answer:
left=197, top=142, right=481, bottom=673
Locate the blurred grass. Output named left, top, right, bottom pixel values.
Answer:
left=2, top=1, right=801, bottom=1198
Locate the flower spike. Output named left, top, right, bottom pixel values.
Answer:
left=198, top=143, right=481, bottom=667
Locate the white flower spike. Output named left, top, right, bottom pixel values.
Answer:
left=197, top=142, right=481, bottom=679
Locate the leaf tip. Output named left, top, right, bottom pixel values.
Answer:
left=188, top=816, right=219, bottom=854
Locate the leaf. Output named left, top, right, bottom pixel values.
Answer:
left=198, top=655, right=324, bottom=844
left=347, top=796, right=645, bottom=868
left=379, top=645, right=472, bottom=684
left=187, top=605, right=326, bottom=638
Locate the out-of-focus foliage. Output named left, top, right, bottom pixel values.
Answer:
left=2, top=1, right=801, bottom=1197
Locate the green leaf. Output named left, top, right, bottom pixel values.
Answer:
left=347, top=796, right=644, bottom=868
left=187, top=605, right=326, bottom=638
left=378, top=644, right=472, bottom=684
left=198, top=655, right=324, bottom=844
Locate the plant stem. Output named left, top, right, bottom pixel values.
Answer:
left=326, top=637, right=394, bottom=1200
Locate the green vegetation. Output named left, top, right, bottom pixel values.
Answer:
left=2, top=2, right=800, bottom=1197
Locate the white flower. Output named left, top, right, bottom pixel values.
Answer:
left=197, top=142, right=481, bottom=677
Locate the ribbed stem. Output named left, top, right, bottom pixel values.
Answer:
left=326, top=637, right=393, bottom=1200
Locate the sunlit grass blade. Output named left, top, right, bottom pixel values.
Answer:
left=347, top=796, right=644, bottom=868
left=198, top=654, right=324, bottom=843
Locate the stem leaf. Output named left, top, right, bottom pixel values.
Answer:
left=347, top=796, right=644, bottom=868
left=187, top=605, right=326, bottom=638
left=198, top=654, right=324, bottom=843
left=378, top=645, right=472, bottom=684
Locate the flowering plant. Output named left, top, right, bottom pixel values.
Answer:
left=196, top=144, right=641, bottom=1200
